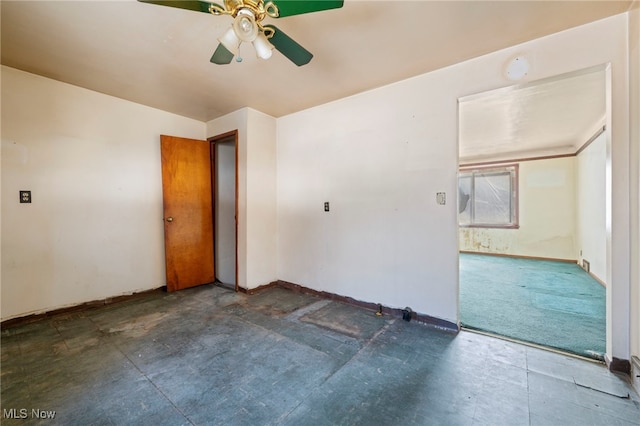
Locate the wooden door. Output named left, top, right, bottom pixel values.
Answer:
left=160, top=135, right=215, bottom=292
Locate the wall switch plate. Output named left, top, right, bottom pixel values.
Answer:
left=20, top=190, right=31, bottom=203
left=436, top=192, right=446, bottom=205
left=324, top=202, right=330, bottom=212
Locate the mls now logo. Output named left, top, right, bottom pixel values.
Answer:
left=3, top=408, right=56, bottom=419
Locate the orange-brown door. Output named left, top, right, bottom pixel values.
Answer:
left=160, top=135, right=215, bottom=292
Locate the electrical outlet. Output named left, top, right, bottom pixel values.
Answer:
left=324, top=202, right=330, bottom=212
left=20, top=190, right=31, bottom=203
left=436, top=192, right=446, bottom=205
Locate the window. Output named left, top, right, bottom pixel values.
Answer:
left=458, top=165, right=518, bottom=228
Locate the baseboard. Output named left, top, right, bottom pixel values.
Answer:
left=588, top=271, right=607, bottom=287
left=276, top=280, right=459, bottom=332
left=459, top=250, right=577, bottom=263
left=2, top=280, right=280, bottom=327
left=1, top=286, right=167, bottom=329
left=605, top=354, right=631, bottom=375
left=237, top=281, right=280, bottom=295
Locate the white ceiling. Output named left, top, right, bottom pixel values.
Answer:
left=459, top=67, right=607, bottom=163
left=1, top=0, right=634, bottom=159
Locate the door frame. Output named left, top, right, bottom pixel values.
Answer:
left=455, top=67, right=611, bottom=360
left=209, top=130, right=239, bottom=292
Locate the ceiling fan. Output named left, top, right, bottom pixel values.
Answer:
left=138, top=0, right=344, bottom=66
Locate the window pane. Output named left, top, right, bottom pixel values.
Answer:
left=458, top=175, right=472, bottom=225
left=473, top=172, right=511, bottom=224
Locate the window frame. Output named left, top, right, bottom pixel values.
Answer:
left=458, top=163, right=519, bottom=229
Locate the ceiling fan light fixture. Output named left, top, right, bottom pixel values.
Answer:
left=253, top=32, right=274, bottom=60
left=139, top=0, right=346, bottom=66
left=233, top=8, right=259, bottom=42
left=218, top=26, right=241, bottom=56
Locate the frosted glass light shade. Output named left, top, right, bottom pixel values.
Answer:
left=218, top=27, right=240, bottom=56
left=233, top=9, right=258, bottom=42
left=253, top=33, right=273, bottom=59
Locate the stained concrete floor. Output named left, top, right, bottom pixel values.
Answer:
left=2, top=284, right=639, bottom=425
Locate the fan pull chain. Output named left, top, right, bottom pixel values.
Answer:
left=236, top=43, right=243, bottom=62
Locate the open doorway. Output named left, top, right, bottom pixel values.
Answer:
left=457, top=66, right=609, bottom=360
left=211, top=131, right=238, bottom=292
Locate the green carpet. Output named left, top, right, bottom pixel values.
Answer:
left=460, top=253, right=606, bottom=360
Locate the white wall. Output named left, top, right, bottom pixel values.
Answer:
left=577, top=132, right=607, bottom=282
left=215, top=141, right=236, bottom=285
left=207, top=107, right=277, bottom=290
left=277, top=13, right=631, bottom=363
left=245, top=109, right=277, bottom=289
left=1, top=66, right=205, bottom=320
left=277, top=78, right=459, bottom=322
left=460, top=157, right=577, bottom=260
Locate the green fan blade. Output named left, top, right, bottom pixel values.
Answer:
left=137, top=0, right=221, bottom=14
left=264, top=25, right=312, bottom=66
left=210, top=43, right=234, bottom=64
left=271, top=0, right=344, bottom=17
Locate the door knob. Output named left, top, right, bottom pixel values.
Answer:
left=166, top=217, right=173, bottom=222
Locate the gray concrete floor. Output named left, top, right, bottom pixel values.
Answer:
left=1, top=284, right=639, bottom=425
